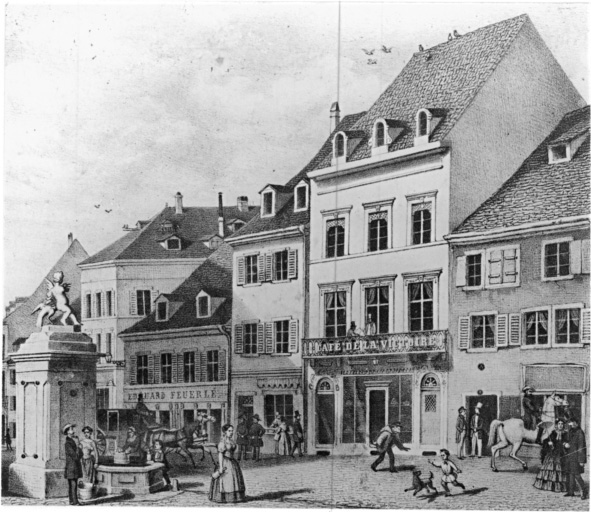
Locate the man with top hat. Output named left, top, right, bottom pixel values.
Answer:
left=248, top=414, right=266, bottom=462
left=456, top=406, right=468, bottom=459
left=290, top=411, right=304, bottom=457
left=371, top=420, right=410, bottom=473
left=522, top=386, right=545, bottom=444
left=236, top=414, right=249, bottom=461
left=63, top=423, right=82, bottom=505
left=470, top=403, right=484, bottom=458
left=563, top=417, right=588, bottom=499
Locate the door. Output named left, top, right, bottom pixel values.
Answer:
left=367, top=389, right=387, bottom=445
left=420, top=374, right=440, bottom=445
left=466, top=394, right=498, bottom=455
left=315, top=379, right=335, bottom=445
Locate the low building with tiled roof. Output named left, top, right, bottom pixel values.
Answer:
left=303, top=14, right=584, bottom=456
left=118, top=244, right=233, bottom=436
left=446, top=105, right=590, bottom=450
left=79, top=192, right=258, bottom=409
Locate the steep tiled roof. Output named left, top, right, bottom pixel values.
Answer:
left=313, top=14, right=530, bottom=170
left=453, top=106, right=590, bottom=234
left=229, top=111, right=366, bottom=239
left=121, top=243, right=233, bottom=334
left=81, top=205, right=258, bottom=265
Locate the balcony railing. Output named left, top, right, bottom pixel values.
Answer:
left=302, top=330, right=448, bottom=358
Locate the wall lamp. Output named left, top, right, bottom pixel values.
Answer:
left=104, top=353, right=126, bottom=367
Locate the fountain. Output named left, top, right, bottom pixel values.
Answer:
left=95, top=459, right=166, bottom=496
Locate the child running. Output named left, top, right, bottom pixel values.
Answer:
left=428, top=449, right=466, bottom=497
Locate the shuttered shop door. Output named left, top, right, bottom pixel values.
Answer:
left=524, top=365, right=586, bottom=392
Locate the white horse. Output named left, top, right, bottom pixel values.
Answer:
left=539, top=393, right=568, bottom=440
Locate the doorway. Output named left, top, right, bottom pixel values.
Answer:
left=466, top=394, right=498, bottom=456
left=420, top=374, right=440, bottom=445
left=315, top=379, right=335, bottom=446
left=367, top=388, right=387, bottom=445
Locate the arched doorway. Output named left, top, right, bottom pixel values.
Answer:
left=315, top=379, right=335, bottom=446
left=420, top=374, right=440, bottom=445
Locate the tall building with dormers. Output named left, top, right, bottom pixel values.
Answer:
left=79, top=192, right=258, bottom=409
left=303, top=14, right=585, bottom=456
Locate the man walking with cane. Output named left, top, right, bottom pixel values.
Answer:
left=371, top=421, right=410, bottom=473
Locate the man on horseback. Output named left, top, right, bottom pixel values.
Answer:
left=522, top=386, right=544, bottom=444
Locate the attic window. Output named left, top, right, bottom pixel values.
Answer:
left=294, top=183, right=308, bottom=212
left=418, top=111, right=429, bottom=137
left=262, top=191, right=275, bottom=217
left=167, top=238, right=181, bottom=250
left=156, top=302, right=168, bottom=322
left=161, top=221, right=175, bottom=234
left=335, top=133, right=345, bottom=157
left=549, top=144, right=569, bottom=163
left=197, top=295, right=210, bottom=318
left=375, top=122, right=385, bottom=147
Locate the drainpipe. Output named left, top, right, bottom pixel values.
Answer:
left=297, top=224, right=309, bottom=453
left=217, top=324, right=232, bottom=425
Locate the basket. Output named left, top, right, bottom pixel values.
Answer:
left=78, top=481, right=95, bottom=501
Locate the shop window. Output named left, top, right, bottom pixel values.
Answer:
left=184, top=352, right=196, bottom=383
left=161, top=353, right=172, bottom=384
left=238, top=396, right=254, bottom=426
left=365, top=286, right=389, bottom=334
left=408, top=282, right=434, bottom=332
left=159, top=410, right=171, bottom=429
left=264, top=394, right=294, bottom=427
left=96, top=388, right=109, bottom=410
left=207, top=350, right=219, bottom=382
left=325, top=291, right=347, bottom=337
left=136, top=355, right=149, bottom=385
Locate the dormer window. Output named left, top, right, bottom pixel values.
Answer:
left=160, top=221, right=175, bottom=234
left=294, top=181, right=309, bottom=212
left=418, top=111, right=429, bottom=136
left=549, top=144, right=569, bottom=163
left=375, top=122, right=385, bottom=147
left=262, top=190, right=275, bottom=218
left=156, top=301, right=168, bottom=322
left=335, top=133, right=345, bottom=157
left=166, top=238, right=180, bottom=250
left=196, top=291, right=210, bottom=318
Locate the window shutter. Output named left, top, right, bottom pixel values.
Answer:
left=458, top=316, right=470, bottom=350
left=499, top=395, right=521, bottom=420
left=582, top=309, right=591, bottom=344
left=101, top=293, right=106, bottom=318
left=502, top=248, right=519, bottom=284
left=496, top=314, right=508, bottom=347
left=153, top=354, right=160, bottom=384
left=509, top=313, right=521, bottom=345
left=570, top=240, right=582, bottom=275
left=237, top=256, right=245, bottom=285
left=110, top=289, right=116, bottom=317
left=235, top=324, right=244, bottom=353
left=257, top=254, right=265, bottom=282
left=488, top=249, right=503, bottom=285
left=91, top=293, right=97, bottom=318
left=148, top=355, right=154, bottom=384
left=106, top=332, right=112, bottom=355
left=288, top=319, right=298, bottom=353
left=200, top=352, right=207, bottom=382
left=130, top=356, right=137, bottom=385
left=456, top=256, right=466, bottom=287
left=194, top=351, right=201, bottom=382
left=265, top=253, right=273, bottom=281
left=151, top=290, right=159, bottom=312
left=219, top=350, right=227, bottom=381
left=82, top=295, right=87, bottom=319
left=129, top=290, right=137, bottom=316
left=172, top=353, right=178, bottom=383
left=257, top=323, right=265, bottom=354
left=582, top=239, right=590, bottom=274
left=177, top=352, right=184, bottom=383
left=288, top=249, right=298, bottom=279
left=265, top=322, right=274, bottom=354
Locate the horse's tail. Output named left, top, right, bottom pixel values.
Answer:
left=487, top=420, right=503, bottom=449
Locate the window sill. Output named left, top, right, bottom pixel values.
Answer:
left=271, top=279, right=291, bottom=284
left=520, top=345, right=552, bottom=350
left=541, top=275, right=574, bottom=282
left=484, top=283, right=520, bottom=290
left=463, top=285, right=484, bottom=291
left=242, top=282, right=262, bottom=288
left=552, top=343, right=585, bottom=348
left=271, top=353, right=292, bottom=357
left=240, top=354, right=260, bottom=358
left=323, top=254, right=348, bottom=260
left=466, top=348, right=498, bottom=353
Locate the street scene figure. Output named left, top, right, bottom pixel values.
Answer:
left=371, top=421, right=410, bottom=473
left=248, top=414, right=265, bottom=462
left=208, top=424, right=246, bottom=503
left=563, top=418, right=588, bottom=499
left=470, top=403, right=484, bottom=458
left=364, top=314, right=377, bottom=336
left=428, top=449, right=466, bottom=497
left=119, top=426, right=146, bottom=463
left=5, top=429, right=12, bottom=451
left=63, top=424, right=82, bottom=506
left=522, top=386, right=543, bottom=443
left=534, top=418, right=568, bottom=492
left=151, top=440, right=173, bottom=490
left=456, top=406, right=468, bottom=459
left=275, top=416, right=291, bottom=456
left=290, top=411, right=304, bottom=458
left=79, top=426, right=98, bottom=483
left=236, top=415, right=249, bottom=461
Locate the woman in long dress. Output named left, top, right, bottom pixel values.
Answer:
left=276, top=416, right=291, bottom=456
left=79, top=426, right=98, bottom=484
left=534, top=418, right=568, bottom=492
left=209, top=424, right=246, bottom=503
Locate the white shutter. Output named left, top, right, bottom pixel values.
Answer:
left=178, top=352, right=185, bottom=383
left=153, top=354, right=161, bottom=384
left=288, top=319, right=298, bottom=353
left=488, top=249, right=503, bottom=285
left=257, top=323, right=265, bottom=354
left=194, top=351, right=200, bottom=382
left=151, top=290, right=159, bottom=314
left=458, top=316, right=470, bottom=350
left=265, top=322, right=274, bottom=354
left=200, top=352, right=207, bottom=382
left=130, top=356, right=137, bottom=385
left=172, top=353, right=178, bottom=383
left=129, top=290, right=137, bottom=316
left=82, top=294, right=88, bottom=319
left=101, top=292, right=107, bottom=318
left=570, top=240, right=582, bottom=275
left=237, top=256, right=245, bottom=285
left=288, top=249, right=298, bottom=279
left=496, top=314, right=508, bottom=347
left=91, top=293, right=97, bottom=318
left=509, top=313, right=521, bottom=345
left=148, top=354, right=155, bottom=384
left=456, top=256, right=466, bottom=287
left=235, top=324, right=244, bottom=354
left=502, top=248, right=519, bottom=284
left=257, top=254, right=265, bottom=283
left=582, top=309, right=591, bottom=344
left=582, top=239, right=590, bottom=274
left=265, top=253, right=273, bottom=281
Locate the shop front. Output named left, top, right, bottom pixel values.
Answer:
left=304, top=330, right=449, bottom=455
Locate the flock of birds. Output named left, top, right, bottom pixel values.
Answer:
left=94, top=204, right=112, bottom=213
left=363, top=30, right=461, bottom=65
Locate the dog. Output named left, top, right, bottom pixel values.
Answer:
left=404, top=469, right=437, bottom=496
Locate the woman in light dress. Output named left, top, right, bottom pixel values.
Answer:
left=209, top=424, right=246, bottom=503
left=79, top=426, right=99, bottom=483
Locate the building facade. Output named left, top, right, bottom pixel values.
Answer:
left=446, top=106, right=590, bottom=449
left=79, top=192, right=257, bottom=409
left=303, top=15, right=585, bottom=456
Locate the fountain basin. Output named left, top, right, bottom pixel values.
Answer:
left=95, top=462, right=166, bottom=496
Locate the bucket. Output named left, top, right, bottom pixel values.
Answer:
left=78, top=481, right=95, bottom=501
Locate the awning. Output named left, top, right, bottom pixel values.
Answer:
left=257, top=377, right=301, bottom=389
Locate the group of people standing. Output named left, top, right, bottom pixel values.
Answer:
left=455, top=403, right=486, bottom=458
left=346, top=314, right=377, bottom=337
left=63, top=424, right=99, bottom=506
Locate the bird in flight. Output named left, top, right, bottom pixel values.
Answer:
left=381, top=45, right=393, bottom=53
left=367, top=59, right=377, bottom=65
left=362, top=48, right=375, bottom=55
left=105, top=209, right=112, bottom=213
left=94, top=204, right=100, bottom=209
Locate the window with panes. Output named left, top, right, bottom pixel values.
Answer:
left=325, top=291, right=347, bottom=337
left=524, top=311, right=549, bottom=346
left=263, top=192, right=273, bottom=216
left=184, top=352, right=195, bottom=382
left=96, top=292, right=102, bottom=317
left=245, top=255, right=258, bottom=284
left=467, top=254, right=482, bottom=287
left=335, top=134, right=345, bottom=157
left=412, top=206, right=431, bottom=245
left=555, top=308, right=581, bottom=344
left=207, top=350, right=219, bottom=382
left=275, top=320, right=289, bottom=353
left=408, top=282, right=433, bottom=331
left=156, top=302, right=167, bottom=321
left=137, top=355, right=149, bottom=384
left=198, top=296, right=209, bottom=317
left=544, top=242, right=570, bottom=278
left=137, top=290, right=151, bottom=316
left=368, top=212, right=388, bottom=252
left=244, top=323, right=258, bottom=354
left=471, top=315, right=496, bottom=349
left=96, top=388, right=109, bottom=409
left=86, top=294, right=92, bottom=318
left=376, top=122, right=385, bottom=147
left=161, top=353, right=172, bottom=384
left=264, top=394, right=293, bottom=427
left=326, top=219, right=345, bottom=258
left=275, top=250, right=288, bottom=281
left=365, top=286, right=389, bottom=333
left=106, top=291, right=113, bottom=316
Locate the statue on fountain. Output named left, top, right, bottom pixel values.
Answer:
left=31, top=271, right=81, bottom=328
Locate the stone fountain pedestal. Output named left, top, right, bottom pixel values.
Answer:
left=8, top=325, right=98, bottom=499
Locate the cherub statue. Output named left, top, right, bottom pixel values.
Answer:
left=31, top=271, right=80, bottom=327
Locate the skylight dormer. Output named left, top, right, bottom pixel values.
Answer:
left=196, top=290, right=211, bottom=318
left=331, top=130, right=364, bottom=166
left=159, top=234, right=182, bottom=251
left=369, top=118, right=405, bottom=156
left=548, top=143, right=569, bottom=163
left=294, top=179, right=309, bottom=212
left=414, top=108, right=445, bottom=146
left=260, top=186, right=276, bottom=218
left=156, top=298, right=169, bottom=322
left=547, top=130, right=587, bottom=164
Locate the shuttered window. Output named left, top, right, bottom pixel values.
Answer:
left=137, top=355, right=148, bottom=385
left=161, top=353, right=172, bottom=384
left=288, top=319, right=298, bottom=353
left=184, top=352, right=195, bottom=383
left=524, top=310, right=549, bottom=346
left=486, top=246, right=520, bottom=286
left=206, top=350, right=219, bottom=382
left=274, top=250, right=288, bottom=281
left=471, top=314, right=496, bottom=349
left=275, top=320, right=289, bottom=354
left=245, top=255, right=258, bottom=284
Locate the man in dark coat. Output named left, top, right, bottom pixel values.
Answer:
left=236, top=415, right=249, bottom=461
left=564, top=418, right=588, bottom=499
left=290, top=411, right=304, bottom=457
left=63, top=424, right=82, bottom=505
left=522, top=387, right=541, bottom=430
left=5, top=429, right=12, bottom=451
left=371, top=421, right=410, bottom=472
left=456, top=407, right=468, bottom=459
left=469, top=403, right=484, bottom=457
left=248, top=414, right=266, bottom=462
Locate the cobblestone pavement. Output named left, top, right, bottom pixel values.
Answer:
left=2, top=449, right=589, bottom=509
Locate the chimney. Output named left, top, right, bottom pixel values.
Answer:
left=218, top=192, right=224, bottom=237
left=330, top=101, right=341, bottom=133
left=67, top=232, right=73, bottom=246
left=237, top=196, right=249, bottom=212
left=175, top=192, right=183, bottom=214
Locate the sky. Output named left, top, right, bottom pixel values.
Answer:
left=3, top=1, right=589, bottom=305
